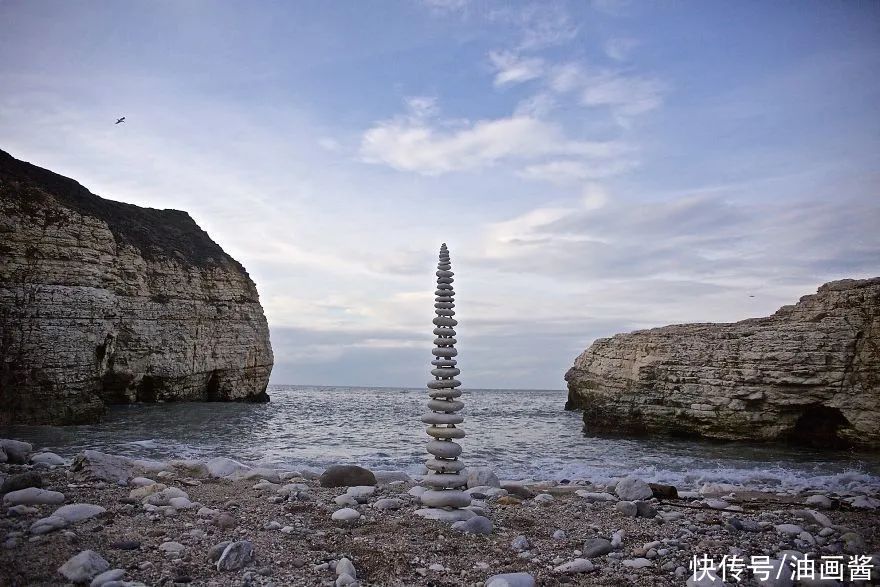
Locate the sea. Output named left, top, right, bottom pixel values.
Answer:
left=3, top=385, right=879, bottom=495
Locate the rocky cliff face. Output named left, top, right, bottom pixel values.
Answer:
left=565, top=278, right=880, bottom=448
left=0, top=149, right=274, bottom=425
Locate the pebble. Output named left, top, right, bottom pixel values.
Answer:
left=452, top=515, right=493, bottom=534
left=428, top=563, right=446, bottom=571
left=611, top=530, right=624, bottom=548
left=331, top=508, right=361, bottom=525
left=3, top=487, right=65, bottom=506
left=552, top=529, right=567, bottom=540
left=533, top=493, right=554, bottom=503
left=346, top=485, right=376, bottom=502
left=553, top=558, right=595, bottom=574
left=109, top=540, right=141, bottom=551
left=622, top=558, right=653, bottom=569
left=510, top=535, right=530, bottom=552
left=263, top=521, right=282, bottom=530
left=58, top=550, right=110, bottom=583
left=211, top=512, right=236, bottom=529
left=704, top=498, right=730, bottom=510
left=616, top=501, right=637, bottom=517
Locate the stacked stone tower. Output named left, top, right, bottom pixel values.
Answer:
left=415, top=243, right=473, bottom=521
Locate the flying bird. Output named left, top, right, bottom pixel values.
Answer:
left=115, top=117, right=125, bottom=124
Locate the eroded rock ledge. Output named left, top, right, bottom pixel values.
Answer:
left=0, top=149, right=274, bottom=424
left=565, top=278, right=880, bottom=448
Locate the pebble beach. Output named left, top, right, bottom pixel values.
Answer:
left=2, top=441, right=879, bottom=586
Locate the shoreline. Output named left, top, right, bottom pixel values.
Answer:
left=1, top=440, right=878, bottom=586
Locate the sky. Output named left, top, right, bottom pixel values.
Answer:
left=1, top=0, right=878, bottom=390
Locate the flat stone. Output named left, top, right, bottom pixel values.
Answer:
left=109, top=540, right=141, bottom=551
left=320, top=465, right=376, bottom=488
left=420, top=489, right=471, bottom=508
left=775, top=524, right=804, bottom=535
left=216, top=540, right=254, bottom=571
left=622, top=558, right=653, bottom=569
left=451, top=515, right=492, bottom=534
left=576, top=491, right=617, bottom=502
left=206, top=457, right=251, bottom=479
left=7, top=504, right=37, bottom=516
left=534, top=493, right=554, bottom=503
left=31, top=515, right=70, bottom=534
left=704, top=498, right=731, bottom=510
left=58, top=550, right=110, bottom=583
left=485, top=572, right=535, bottom=587
left=423, top=473, right=468, bottom=489
left=373, top=470, right=412, bottom=484
left=413, top=507, right=476, bottom=522
left=346, top=485, right=376, bottom=501
left=372, top=498, right=403, bottom=510
left=128, top=477, right=157, bottom=487
left=90, top=568, right=125, bottom=587
left=54, top=503, right=106, bottom=523
left=241, top=467, right=281, bottom=483
left=582, top=538, right=612, bottom=558
left=616, top=501, right=637, bottom=517
left=3, top=487, right=65, bottom=506
left=616, top=477, right=653, bottom=501
left=30, top=452, right=66, bottom=466
left=553, top=558, right=595, bottom=573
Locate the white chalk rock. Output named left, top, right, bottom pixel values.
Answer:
left=58, top=550, right=110, bottom=583
left=3, top=488, right=65, bottom=506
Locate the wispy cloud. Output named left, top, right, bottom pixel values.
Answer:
left=489, top=51, right=544, bottom=86
left=604, top=37, right=640, bottom=61
left=359, top=98, right=627, bottom=176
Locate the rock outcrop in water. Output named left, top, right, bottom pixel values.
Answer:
left=0, top=149, right=273, bottom=425
left=565, top=278, right=880, bottom=448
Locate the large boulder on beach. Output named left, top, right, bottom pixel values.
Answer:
left=319, top=465, right=376, bottom=487
left=0, top=148, right=273, bottom=426
left=615, top=477, right=653, bottom=501
left=565, top=277, right=880, bottom=448
left=0, top=439, right=33, bottom=464
left=72, top=451, right=137, bottom=484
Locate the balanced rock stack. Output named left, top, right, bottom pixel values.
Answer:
left=415, top=244, right=473, bottom=522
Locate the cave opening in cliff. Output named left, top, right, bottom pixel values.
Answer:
left=789, top=405, right=852, bottom=449
left=137, top=376, right=157, bottom=403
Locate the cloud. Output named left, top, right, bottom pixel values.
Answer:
left=518, top=158, right=638, bottom=184
left=360, top=100, right=627, bottom=175
left=489, top=51, right=544, bottom=86
left=581, top=71, right=667, bottom=120
left=604, top=37, right=640, bottom=61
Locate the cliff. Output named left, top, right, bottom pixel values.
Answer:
left=0, top=149, right=274, bottom=424
left=565, top=278, right=880, bottom=448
